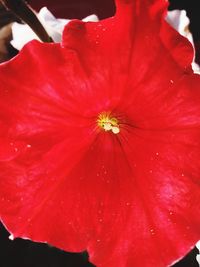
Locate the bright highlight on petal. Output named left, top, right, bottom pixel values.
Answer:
left=97, top=112, right=120, bottom=134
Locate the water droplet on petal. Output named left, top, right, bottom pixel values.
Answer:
left=0, top=140, right=29, bottom=161
left=150, top=229, right=155, bottom=235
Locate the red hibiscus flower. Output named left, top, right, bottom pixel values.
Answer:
left=1, top=0, right=200, bottom=266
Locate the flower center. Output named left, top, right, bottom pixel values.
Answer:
left=97, top=112, right=120, bottom=134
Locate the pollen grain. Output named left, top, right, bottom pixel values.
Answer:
left=97, top=112, right=120, bottom=134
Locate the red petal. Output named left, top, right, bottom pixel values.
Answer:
left=0, top=1, right=200, bottom=267
left=0, top=139, right=28, bottom=161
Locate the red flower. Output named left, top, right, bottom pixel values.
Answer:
left=0, top=0, right=200, bottom=266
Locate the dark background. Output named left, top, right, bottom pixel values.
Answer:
left=0, top=0, right=200, bottom=266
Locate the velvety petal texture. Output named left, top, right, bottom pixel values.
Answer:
left=0, top=1, right=200, bottom=267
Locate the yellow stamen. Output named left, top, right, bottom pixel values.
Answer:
left=97, top=112, right=120, bottom=134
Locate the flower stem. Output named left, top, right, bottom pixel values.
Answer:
left=0, top=0, right=53, bottom=43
